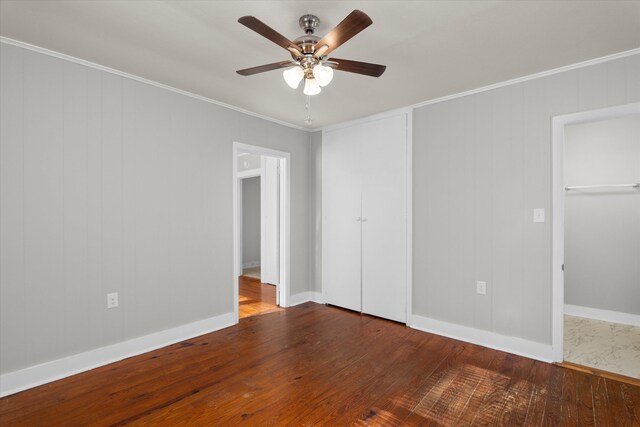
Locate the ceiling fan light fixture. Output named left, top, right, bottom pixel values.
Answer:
left=313, top=64, right=334, bottom=87
left=283, top=66, right=304, bottom=89
left=303, top=77, right=322, bottom=95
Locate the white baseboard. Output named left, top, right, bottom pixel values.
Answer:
left=289, top=291, right=324, bottom=307
left=564, top=304, right=640, bottom=327
left=0, top=311, right=236, bottom=397
left=408, top=314, right=554, bottom=363
left=242, top=261, right=260, bottom=269
left=312, top=292, right=323, bottom=304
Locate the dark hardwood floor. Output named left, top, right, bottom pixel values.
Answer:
left=1, top=303, right=638, bottom=426
left=239, top=275, right=281, bottom=319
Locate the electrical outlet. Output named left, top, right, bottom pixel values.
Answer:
left=476, top=281, right=487, bottom=295
left=107, top=292, right=119, bottom=309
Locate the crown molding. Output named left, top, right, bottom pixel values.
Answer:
left=0, top=36, right=311, bottom=132
left=410, top=47, right=640, bottom=110
left=309, top=47, right=640, bottom=132
left=2, top=36, right=638, bottom=134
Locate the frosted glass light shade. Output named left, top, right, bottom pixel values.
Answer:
left=313, top=64, right=334, bottom=87
left=303, top=78, right=321, bottom=95
left=283, top=66, right=304, bottom=89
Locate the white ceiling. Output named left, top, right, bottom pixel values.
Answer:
left=1, top=1, right=639, bottom=129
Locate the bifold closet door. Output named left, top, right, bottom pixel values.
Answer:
left=361, top=115, right=407, bottom=323
left=322, top=125, right=362, bottom=312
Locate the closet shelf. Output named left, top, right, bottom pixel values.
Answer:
left=564, top=183, right=640, bottom=191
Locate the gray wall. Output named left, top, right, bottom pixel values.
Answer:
left=0, top=43, right=311, bottom=375
left=413, top=53, right=640, bottom=345
left=309, top=131, right=322, bottom=293
left=564, top=116, right=640, bottom=315
left=242, top=177, right=261, bottom=266
left=237, top=153, right=261, bottom=172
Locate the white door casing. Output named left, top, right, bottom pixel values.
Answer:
left=551, top=101, right=640, bottom=362
left=233, top=142, right=291, bottom=323
left=261, top=156, right=280, bottom=286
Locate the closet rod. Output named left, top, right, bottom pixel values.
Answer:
left=564, top=183, right=640, bottom=191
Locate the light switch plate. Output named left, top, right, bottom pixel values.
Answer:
left=476, top=281, right=487, bottom=295
left=533, top=208, right=545, bottom=223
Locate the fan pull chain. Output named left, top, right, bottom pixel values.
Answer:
left=304, top=95, right=313, bottom=125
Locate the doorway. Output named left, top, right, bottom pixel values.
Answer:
left=233, top=142, right=290, bottom=321
left=552, top=102, right=640, bottom=381
left=241, top=176, right=261, bottom=280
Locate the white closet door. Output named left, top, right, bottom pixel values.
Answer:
left=261, top=156, right=279, bottom=285
left=322, top=126, right=362, bottom=312
left=361, top=115, right=407, bottom=322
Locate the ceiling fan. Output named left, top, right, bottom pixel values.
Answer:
left=236, top=10, right=386, bottom=96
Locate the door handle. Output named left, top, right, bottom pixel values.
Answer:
left=362, top=217, right=367, bottom=222
left=355, top=217, right=362, bottom=222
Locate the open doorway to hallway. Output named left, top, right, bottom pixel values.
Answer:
left=240, top=175, right=261, bottom=281
left=238, top=172, right=279, bottom=318
left=233, top=143, right=290, bottom=320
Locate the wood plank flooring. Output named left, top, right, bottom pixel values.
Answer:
left=239, top=275, right=281, bottom=319
left=1, top=303, right=638, bottom=426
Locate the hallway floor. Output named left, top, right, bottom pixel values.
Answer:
left=564, top=314, right=640, bottom=379
left=242, top=266, right=261, bottom=280
left=238, top=275, right=281, bottom=319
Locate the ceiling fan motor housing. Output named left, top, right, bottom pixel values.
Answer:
left=294, top=15, right=322, bottom=55
left=299, top=14, right=320, bottom=34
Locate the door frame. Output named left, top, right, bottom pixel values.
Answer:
left=233, top=142, right=291, bottom=322
left=551, top=101, right=640, bottom=362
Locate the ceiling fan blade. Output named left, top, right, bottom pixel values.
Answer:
left=238, top=16, right=302, bottom=57
left=313, top=10, right=372, bottom=57
left=328, top=58, right=386, bottom=77
left=236, top=61, right=294, bottom=76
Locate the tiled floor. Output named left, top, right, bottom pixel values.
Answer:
left=564, top=314, right=640, bottom=379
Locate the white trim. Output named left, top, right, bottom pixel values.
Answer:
left=0, top=37, right=308, bottom=132
left=3, top=37, right=637, bottom=134
left=260, top=156, right=280, bottom=286
left=237, top=169, right=262, bottom=179
left=278, top=154, right=289, bottom=306
left=551, top=112, right=566, bottom=363
left=406, top=109, right=413, bottom=323
left=289, top=291, right=324, bottom=306
left=0, top=312, right=235, bottom=397
left=564, top=304, right=640, bottom=327
left=312, top=291, right=323, bottom=304
left=408, top=315, right=554, bottom=363
left=410, top=48, right=640, bottom=110
left=235, top=143, right=292, bottom=159
left=233, top=142, right=291, bottom=322
left=321, top=107, right=413, bottom=133
left=313, top=49, right=640, bottom=132
left=242, top=261, right=261, bottom=269
left=551, top=102, right=640, bottom=362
